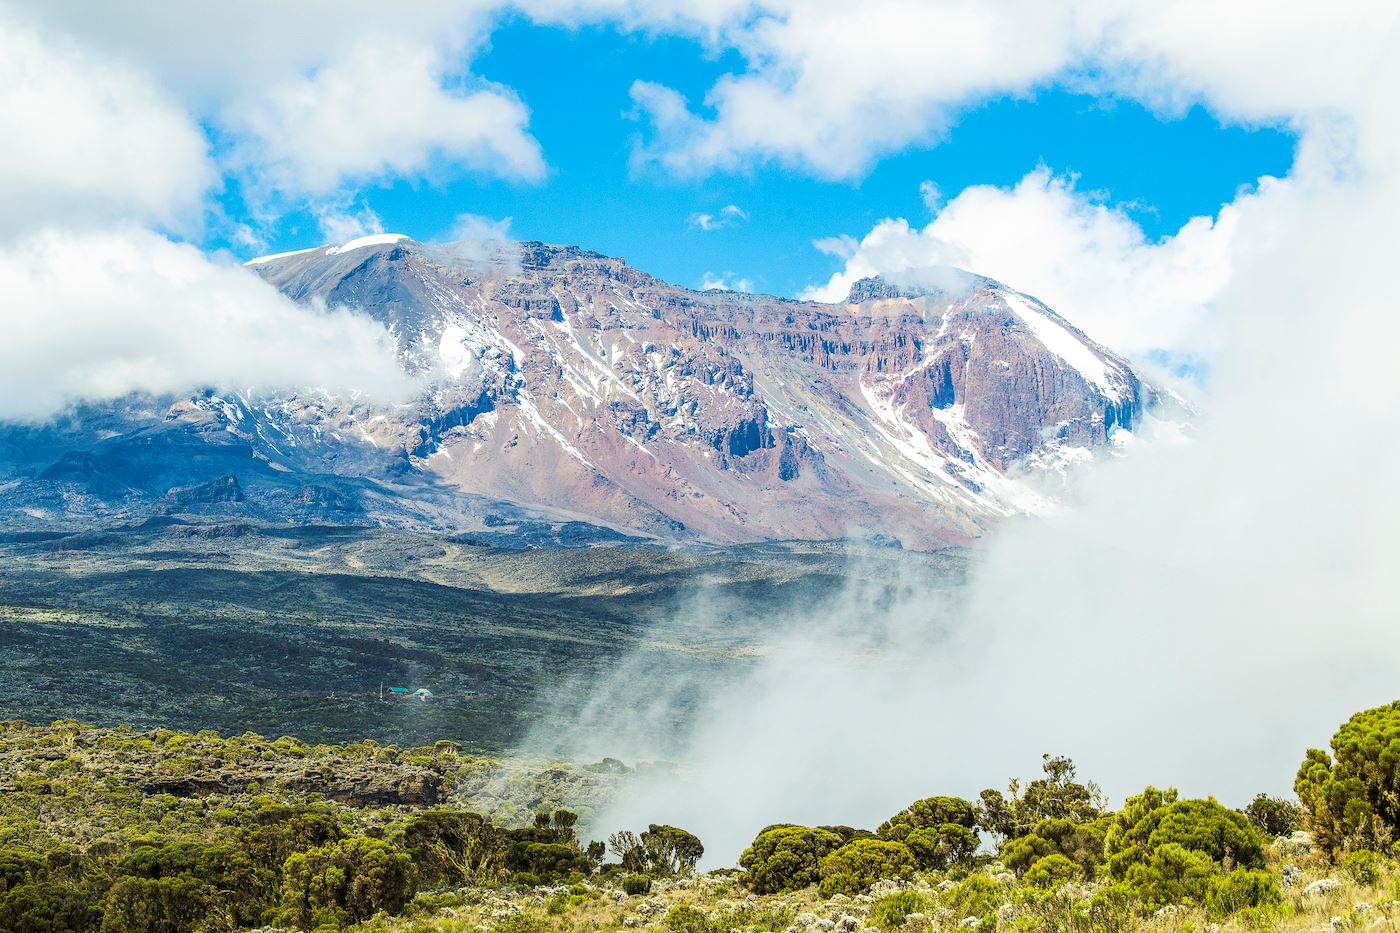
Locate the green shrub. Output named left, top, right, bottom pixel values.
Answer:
left=666, top=903, right=712, bottom=933
left=1102, top=789, right=1269, bottom=914
left=1343, top=849, right=1383, bottom=885
left=817, top=839, right=916, bottom=896
left=1106, top=792, right=1267, bottom=873
left=999, top=814, right=1109, bottom=885
left=739, top=826, right=845, bottom=894
left=878, top=797, right=977, bottom=843
left=939, top=874, right=1002, bottom=922
left=609, top=825, right=704, bottom=877
left=978, top=756, right=1103, bottom=841
left=1204, top=868, right=1281, bottom=919
left=0, top=881, right=100, bottom=933
left=1296, top=700, right=1400, bottom=857
left=100, top=875, right=212, bottom=933
left=1023, top=853, right=1082, bottom=889
left=1242, top=793, right=1302, bottom=837
left=871, top=890, right=926, bottom=929
left=517, top=842, right=592, bottom=880
left=278, top=836, right=415, bottom=930
left=621, top=872, right=652, bottom=895
left=402, top=810, right=508, bottom=885
left=868, top=795, right=971, bottom=864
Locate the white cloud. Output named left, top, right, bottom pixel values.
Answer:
left=534, top=0, right=1400, bottom=863
left=439, top=213, right=523, bottom=273
left=0, top=228, right=415, bottom=421
left=447, top=212, right=514, bottom=242
left=688, top=203, right=749, bottom=231
left=312, top=199, right=386, bottom=244
left=629, top=0, right=1092, bottom=178
left=0, top=18, right=214, bottom=238
left=8, top=3, right=547, bottom=208
left=225, top=39, right=545, bottom=198
left=806, top=169, right=1239, bottom=367
left=698, top=272, right=754, bottom=292
left=623, top=2, right=1399, bottom=180
left=556, top=125, right=1400, bottom=860
left=918, top=179, right=943, bottom=212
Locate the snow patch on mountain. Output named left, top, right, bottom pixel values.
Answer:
left=1000, top=289, right=1129, bottom=400
left=326, top=233, right=411, bottom=255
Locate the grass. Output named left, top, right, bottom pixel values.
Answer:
left=348, top=848, right=1400, bottom=933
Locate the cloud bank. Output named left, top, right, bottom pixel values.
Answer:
left=0, top=230, right=416, bottom=422
left=539, top=1, right=1400, bottom=867
left=0, top=21, right=214, bottom=238
left=806, top=169, right=1240, bottom=369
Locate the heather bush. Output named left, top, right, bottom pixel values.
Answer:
left=1296, top=700, right=1400, bottom=857
left=817, top=839, right=916, bottom=896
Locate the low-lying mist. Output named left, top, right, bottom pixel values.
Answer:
left=523, top=121, right=1400, bottom=866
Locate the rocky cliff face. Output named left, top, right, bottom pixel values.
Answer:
left=239, top=235, right=1155, bottom=547
left=0, top=234, right=1157, bottom=548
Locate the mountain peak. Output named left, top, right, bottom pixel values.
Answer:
left=5, top=231, right=1160, bottom=548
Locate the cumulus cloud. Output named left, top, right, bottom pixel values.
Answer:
left=622, top=2, right=1397, bottom=180
left=0, top=18, right=214, bottom=238
left=806, top=169, right=1240, bottom=369
left=0, top=229, right=416, bottom=421
left=225, top=39, right=544, bottom=198
left=629, top=1, right=1091, bottom=178
left=8, top=2, right=547, bottom=211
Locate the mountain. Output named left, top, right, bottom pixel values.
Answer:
left=0, top=234, right=1160, bottom=548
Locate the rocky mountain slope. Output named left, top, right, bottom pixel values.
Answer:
left=0, top=233, right=1160, bottom=548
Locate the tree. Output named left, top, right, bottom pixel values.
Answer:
left=517, top=842, right=592, bottom=880
left=817, top=839, right=916, bottom=896
left=739, top=826, right=845, bottom=894
left=100, top=875, right=212, bottom=933
left=978, top=755, right=1103, bottom=841
left=609, top=825, right=705, bottom=877
left=403, top=811, right=509, bottom=885
left=278, top=836, right=415, bottom=930
left=1295, top=699, right=1400, bottom=857
left=877, top=796, right=979, bottom=871
left=0, top=881, right=99, bottom=933
left=1242, top=793, right=1302, bottom=837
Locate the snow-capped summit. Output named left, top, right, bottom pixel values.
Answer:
left=3, top=235, right=1164, bottom=548
left=244, top=233, right=413, bottom=266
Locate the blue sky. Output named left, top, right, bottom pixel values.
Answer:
left=212, top=20, right=1295, bottom=298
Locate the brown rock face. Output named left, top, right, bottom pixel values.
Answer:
left=248, top=237, right=1156, bottom=548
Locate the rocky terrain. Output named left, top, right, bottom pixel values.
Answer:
left=0, top=521, right=968, bottom=750
left=0, top=233, right=1164, bottom=548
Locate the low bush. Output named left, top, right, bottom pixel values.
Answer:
left=817, top=839, right=916, bottom=896
left=1343, top=849, right=1383, bottom=885
left=740, top=826, right=845, bottom=894
left=621, top=872, right=652, bottom=895
left=871, top=890, right=926, bottom=929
